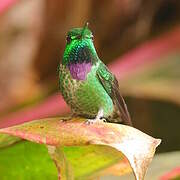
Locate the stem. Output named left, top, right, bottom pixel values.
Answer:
left=47, top=146, right=74, bottom=180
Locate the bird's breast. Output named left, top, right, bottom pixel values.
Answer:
left=68, top=62, right=92, bottom=80
left=59, top=63, right=114, bottom=117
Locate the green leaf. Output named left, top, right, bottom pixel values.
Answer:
left=63, top=145, right=124, bottom=179
left=0, top=141, right=126, bottom=180
left=0, top=134, right=20, bottom=148
left=0, top=141, right=58, bottom=180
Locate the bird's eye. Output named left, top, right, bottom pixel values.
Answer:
left=76, top=35, right=81, bottom=40
left=66, top=35, right=71, bottom=44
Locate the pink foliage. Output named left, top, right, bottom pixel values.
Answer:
left=0, top=0, right=19, bottom=15
left=160, top=167, right=180, bottom=180
left=0, top=94, right=70, bottom=128
left=109, top=27, right=180, bottom=79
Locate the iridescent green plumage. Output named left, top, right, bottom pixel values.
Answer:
left=59, top=24, right=132, bottom=125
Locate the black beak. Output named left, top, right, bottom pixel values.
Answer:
left=81, top=22, right=89, bottom=38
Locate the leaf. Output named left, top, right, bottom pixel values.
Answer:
left=120, top=53, right=180, bottom=104
left=0, top=141, right=58, bottom=180
left=0, top=117, right=161, bottom=180
left=0, top=94, right=69, bottom=129
left=109, top=27, right=180, bottom=80
left=0, top=0, right=19, bottom=15
left=97, top=158, right=131, bottom=177
left=0, top=141, right=129, bottom=180
left=160, top=167, right=180, bottom=180
left=0, top=133, right=20, bottom=148
left=145, top=151, right=180, bottom=180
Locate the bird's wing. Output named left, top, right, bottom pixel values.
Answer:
left=96, top=62, right=132, bottom=126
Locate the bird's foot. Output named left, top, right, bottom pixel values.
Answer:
left=86, top=109, right=106, bottom=125
left=86, top=118, right=106, bottom=125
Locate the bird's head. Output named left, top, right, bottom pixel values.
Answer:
left=62, top=23, right=98, bottom=66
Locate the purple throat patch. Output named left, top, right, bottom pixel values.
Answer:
left=68, top=62, right=92, bottom=80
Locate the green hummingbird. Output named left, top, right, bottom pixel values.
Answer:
left=59, top=23, right=132, bottom=126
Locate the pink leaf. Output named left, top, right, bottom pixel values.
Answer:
left=0, top=117, right=161, bottom=180
left=0, top=0, right=19, bottom=15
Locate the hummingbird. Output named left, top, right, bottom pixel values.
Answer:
left=59, top=23, right=132, bottom=126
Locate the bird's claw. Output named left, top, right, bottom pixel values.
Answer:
left=86, top=117, right=106, bottom=125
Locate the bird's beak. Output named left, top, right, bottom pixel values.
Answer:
left=81, top=22, right=89, bottom=38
